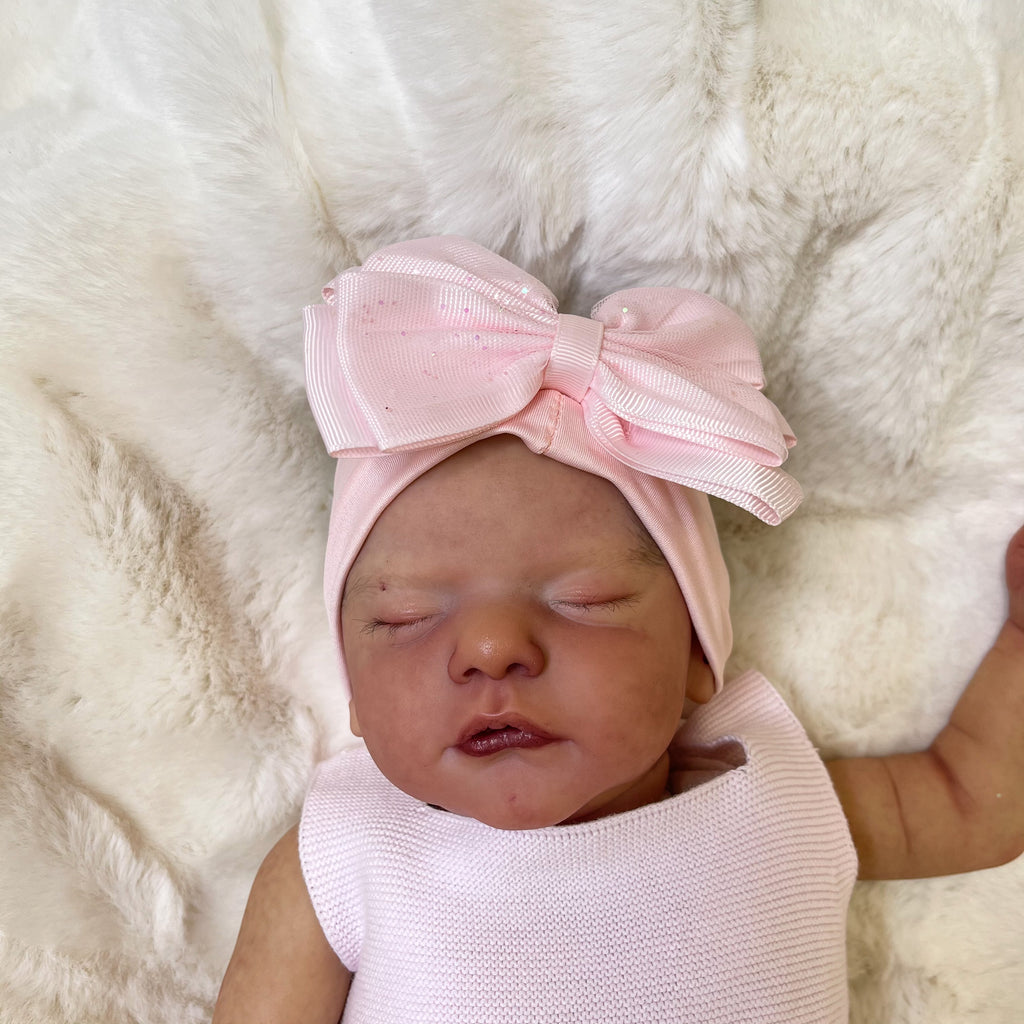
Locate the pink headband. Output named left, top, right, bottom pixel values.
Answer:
left=304, top=236, right=801, bottom=693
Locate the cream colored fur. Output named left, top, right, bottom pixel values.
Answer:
left=2, top=1, right=1023, bottom=1020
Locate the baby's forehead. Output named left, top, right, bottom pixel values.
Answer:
left=345, top=496, right=664, bottom=605
left=340, top=435, right=672, bottom=607
left=369, top=436, right=641, bottom=529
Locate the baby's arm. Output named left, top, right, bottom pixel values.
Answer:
left=827, top=525, right=1024, bottom=880
left=212, top=825, right=350, bottom=1024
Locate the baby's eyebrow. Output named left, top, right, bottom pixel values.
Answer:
left=340, top=574, right=378, bottom=606
left=343, top=548, right=663, bottom=607
left=341, top=573, right=426, bottom=606
left=626, top=538, right=668, bottom=569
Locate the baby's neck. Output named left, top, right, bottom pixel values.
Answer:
left=560, top=751, right=673, bottom=825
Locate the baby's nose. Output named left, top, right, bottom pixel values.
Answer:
left=447, top=604, right=545, bottom=683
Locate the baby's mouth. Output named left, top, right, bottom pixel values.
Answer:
left=456, top=718, right=557, bottom=757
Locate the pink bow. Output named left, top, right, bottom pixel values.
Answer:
left=304, top=236, right=801, bottom=524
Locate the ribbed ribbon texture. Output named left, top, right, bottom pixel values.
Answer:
left=304, top=236, right=802, bottom=524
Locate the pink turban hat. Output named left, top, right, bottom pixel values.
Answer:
left=304, top=237, right=801, bottom=694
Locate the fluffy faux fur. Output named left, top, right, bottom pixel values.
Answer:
left=2, top=0, right=1022, bottom=1020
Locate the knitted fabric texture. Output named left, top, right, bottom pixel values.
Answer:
left=299, top=671, right=857, bottom=1023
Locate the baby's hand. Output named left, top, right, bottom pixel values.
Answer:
left=829, top=523, right=1024, bottom=879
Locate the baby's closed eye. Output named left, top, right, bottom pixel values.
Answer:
left=551, top=594, right=641, bottom=618
left=359, top=614, right=438, bottom=638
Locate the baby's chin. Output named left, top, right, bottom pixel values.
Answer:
left=387, top=755, right=669, bottom=829
left=420, top=767, right=674, bottom=830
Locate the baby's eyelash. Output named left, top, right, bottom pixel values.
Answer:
left=559, top=596, right=638, bottom=613
left=360, top=617, right=426, bottom=638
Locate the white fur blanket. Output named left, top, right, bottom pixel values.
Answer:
left=2, top=1, right=1023, bottom=1021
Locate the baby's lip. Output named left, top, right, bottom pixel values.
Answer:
left=455, top=714, right=560, bottom=757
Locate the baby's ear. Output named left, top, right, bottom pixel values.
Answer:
left=686, top=644, right=715, bottom=705
left=348, top=700, right=363, bottom=738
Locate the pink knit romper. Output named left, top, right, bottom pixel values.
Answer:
left=300, top=670, right=857, bottom=1023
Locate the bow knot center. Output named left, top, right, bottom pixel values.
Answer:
left=543, top=314, right=605, bottom=402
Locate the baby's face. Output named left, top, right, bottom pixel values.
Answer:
left=341, top=436, right=712, bottom=829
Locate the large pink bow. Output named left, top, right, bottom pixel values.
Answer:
left=304, top=236, right=801, bottom=524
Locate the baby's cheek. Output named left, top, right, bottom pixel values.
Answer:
left=628, top=673, right=690, bottom=736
